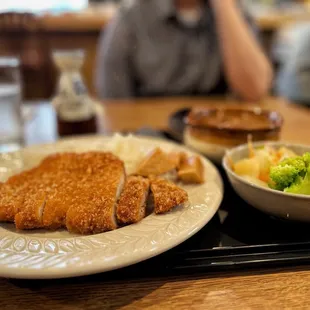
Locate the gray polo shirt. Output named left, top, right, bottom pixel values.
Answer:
left=95, top=0, right=256, bottom=99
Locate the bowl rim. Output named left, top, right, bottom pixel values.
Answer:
left=222, top=141, right=310, bottom=199
left=184, top=107, right=284, bottom=134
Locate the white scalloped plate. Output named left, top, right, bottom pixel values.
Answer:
left=0, top=135, right=223, bottom=279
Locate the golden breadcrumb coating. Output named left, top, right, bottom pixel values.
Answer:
left=65, top=153, right=125, bottom=234
left=117, top=176, right=150, bottom=224
left=150, top=178, right=188, bottom=214
left=1, top=152, right=125, bottom=234
left=0, top=149, right=192, bottom=234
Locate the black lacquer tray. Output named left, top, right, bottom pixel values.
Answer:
left=107, top=164, right=310, bottom=279
left=107, top=120, right=310, bottom=279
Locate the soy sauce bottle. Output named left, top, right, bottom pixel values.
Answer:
left=52, top=49, right=97, bottom=137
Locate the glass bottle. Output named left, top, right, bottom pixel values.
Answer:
left=52, top=49, right=97, bottom=137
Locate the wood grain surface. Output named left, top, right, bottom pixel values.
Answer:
left=2, top=6, right=308, bottom=33
left=99, top=97, right=310, bottom=145
left=2, top=268, right=310, bottom=309
left=256, top=11, right=310, bottom=31
left=34, top=9, right=310, bottom=32
left=24, top=97, right=310, bottom=145
left=2, top=97, right=310, bottom=309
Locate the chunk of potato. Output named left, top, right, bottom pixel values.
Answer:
left=234, top=158, right=260, bottom=179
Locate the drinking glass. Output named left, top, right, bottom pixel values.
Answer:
left=0, top=57, right=23, bottom=153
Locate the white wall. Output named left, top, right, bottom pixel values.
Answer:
left=0, top=0, right=88, bottom=13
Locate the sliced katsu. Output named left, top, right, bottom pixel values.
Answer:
left=150, top=178, right=188, bottom=214
left=42, top=152, right=116, bottom=230
left=0, top=147, right=195, bottom=235
left=65, top=153, right=125, bottom=234
left=0, top=155, right=64, bottom=224
left=0, top=182, right=25, bottom=222
left=116, top=176, right=150, bottom=225
left=14, top=153, right=80, bottom=230
left=0, top=152, right=126, bottom=233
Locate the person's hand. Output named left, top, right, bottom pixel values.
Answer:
left=210, top=0, right=237, bottom=9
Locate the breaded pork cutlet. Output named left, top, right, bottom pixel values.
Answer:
left=15, top=191, right=47, bottom=230
left=43, top=152, right=126, bottom=232
left=65, top=153, right=125, bottom=234
left=0, top=182, right=24, bottom=222
left=0, top=159, right=58, bottom=223
left=116, top=176, right=150, bottom=225
left=42, top=152, right=112, bottom=230
left=0, top=152, right=126, bottom=233
left=150, top=178, right=188, bottom=214
left=13, top=154, right=77, bottom=230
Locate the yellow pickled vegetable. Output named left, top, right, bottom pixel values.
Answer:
left=277, top=147, right=298, bottom=163
left=255, top=150, right=273, bottom=182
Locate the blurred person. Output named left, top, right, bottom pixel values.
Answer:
left=95, top=0, right=272, bottom=100
left=275, top=23, right=310, bottom=105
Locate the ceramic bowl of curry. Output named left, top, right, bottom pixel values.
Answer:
left=184, top=107, right=283, bottom=163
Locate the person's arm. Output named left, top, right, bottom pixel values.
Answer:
left=276, top=25, right=310, bottom=104
left=95, top=10, right=134, bottom=99
left=210, top=0, right=273, bottom=101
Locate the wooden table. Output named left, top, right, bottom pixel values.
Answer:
left=37, top=8, right=310, bottom=33
left=24, top=97, right=310, bottom=145
left=2, top=97, right=310, bottom=309
left=256, top=10, right=310, bottom=31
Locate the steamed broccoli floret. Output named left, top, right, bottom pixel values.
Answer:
left=278, top=157, right=306, bottom=172
left=285, top=168, right=310, bottom=195
left=302, top=153, right=310, bottom=168
left=269, top=164, right=301, bottom=191
left=269, top=153, right=310, bottom=195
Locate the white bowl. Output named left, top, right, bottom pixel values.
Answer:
left=223, top=142, right=310, bottom=222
